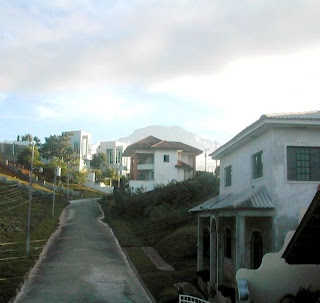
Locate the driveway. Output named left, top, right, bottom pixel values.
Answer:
left=14, top=198, right=153, bottom=303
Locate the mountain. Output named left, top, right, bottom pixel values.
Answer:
left=118, top=125, right=219, bottom=172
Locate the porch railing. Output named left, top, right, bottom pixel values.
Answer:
left=179, top=294, right=210, bottom=303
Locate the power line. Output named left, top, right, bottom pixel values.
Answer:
left=0, top=201, right=28, bottom=214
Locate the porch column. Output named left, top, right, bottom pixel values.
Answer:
left=236, top=215, right=246, bottom=271
left=197, top=216, right=204, bottom=271
left=210, top=216, right=217, bottom=285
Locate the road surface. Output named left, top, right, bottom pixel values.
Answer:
left=14, top=198, right=152, bottom=303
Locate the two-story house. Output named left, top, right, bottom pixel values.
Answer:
left=123, top=136, right=202, bottom=191
left=190, top=111, right=320, bottom=294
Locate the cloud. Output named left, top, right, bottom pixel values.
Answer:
left=34, top=105, right=63, bottom=119
left=1, top=1, right=320, bottom=92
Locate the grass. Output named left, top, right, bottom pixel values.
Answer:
left=0, top=177, right=101, bottom=303
left=99, top=197, right=200, bottom=303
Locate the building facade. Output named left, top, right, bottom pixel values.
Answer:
left=96, top=140, right=130, bottom=175
left=64, top=130, right=92, bottom=171
left=190, top=111, right=320, bottom=294
left=123, top=136, right=202, bottom=191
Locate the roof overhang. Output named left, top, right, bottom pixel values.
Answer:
left=210, top=116, right=320, bottom=160
left=282, top=188, right=320, bottom=264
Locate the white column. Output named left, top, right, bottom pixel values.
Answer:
left=236, top=215, right=246, bottom=271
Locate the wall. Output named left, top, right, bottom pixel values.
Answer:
left=96, top=140, right=130, bottom=174
left=218, top=127, right=320, bottom=251
left=66, top=130, right=92, bottom=171
left=129, top=180, right=155, bottom=192
left=236, top=231, right=320, bottom=303
left=270, top=128, right=320, bottom=249
left=154, top=150, right=179, bottom=184
left=219, top=131, right=273, bottom=196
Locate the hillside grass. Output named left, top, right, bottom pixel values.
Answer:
left=0, top=179, right=102, bottom=303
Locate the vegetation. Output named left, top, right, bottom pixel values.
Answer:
left=0, top=181, right=68, bottom=302
left=99, top=171, right=219, bottom=302
left=39, top=132, right=74, bottom=162
left=0, top=165, right=102, bottom=302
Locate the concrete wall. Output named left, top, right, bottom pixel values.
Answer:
left=236, top=231, right=320, bottom=303
left=154, top=149, right=180, bottom=184
left=65, top=130, right=92, bottom=171
left=96, top=140, right=130, bottom=174
left=129, top=180, right=155, bottom=192
left=218, top=127, right=320, bottom=250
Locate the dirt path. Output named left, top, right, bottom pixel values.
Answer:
left=14, top=198, right=152, bottom=303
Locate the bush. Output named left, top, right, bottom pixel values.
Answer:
left=156, top=226, right=198, bottom=259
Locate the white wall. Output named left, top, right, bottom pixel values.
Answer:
left=236, top=231, right=320, bottom=303
left=129, top=180, right=155, bottom=192
left=66, top=130, right=92, bottom=171
left=96, top=140, right=130, bottom=174
left=219, top=131, right=273, bottom=196
left=154, top=149, right=180, bottom=184
left=218, top=127, right=320, bottom=250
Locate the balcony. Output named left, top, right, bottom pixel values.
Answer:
left=137, top=163, right=154, bottom=170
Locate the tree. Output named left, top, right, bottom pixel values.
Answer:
left=90, top=153, right=108, bottom=170
left=73, top=169, right=88, bottom=185
left=17, top=146, right=42, bottom=168
left=39, top=133, right=74, bottom=162
left=21, top=134, right=33, bottom=142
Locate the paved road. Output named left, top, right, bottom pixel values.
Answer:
left=14, top=199, right=152, bottom=303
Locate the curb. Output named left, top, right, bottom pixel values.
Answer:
left=97, top=202, right=156, bottom=303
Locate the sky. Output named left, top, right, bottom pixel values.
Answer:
left=1, top=0, right=320, bottom=146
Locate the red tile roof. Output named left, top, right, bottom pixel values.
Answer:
left=123, top=136, right=203, bottom=157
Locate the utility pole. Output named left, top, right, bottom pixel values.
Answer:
left=67, top=162, right=70, bottom=201
left=52, top=167, right=61, bottom=216
left=26, top=143, right=35, bottom=255
left=204, top=149, right=209, bottom=172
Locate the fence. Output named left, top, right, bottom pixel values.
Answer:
left=179, top=295, right=210, bottom=303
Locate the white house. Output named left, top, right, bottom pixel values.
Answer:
left=123, top=136, right=202, bottom=192
left=190, top=111, right=320, bottom=298
left=63, top=130, right=92, bottom=171
left=96, top=140, right=130, bottom=175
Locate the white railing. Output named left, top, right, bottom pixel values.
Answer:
left=179, top=294, right=210, bottom=303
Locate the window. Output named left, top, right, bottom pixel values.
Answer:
left=73, top=141, right=80, bottom=154
left=163, top=155, right=169, bottom=162
left=224, top=165, right=232, bottom=187
left=252, top=151, right=263, bottom=179
left=106, top=149, right=114, bottom=165
left=116, top=147, right=122, bottom=164
left=251, top=231, right=263, bottom=269
left=287, top=146, right=320, bottom=181
left=224, top=228, right=232, bottom=259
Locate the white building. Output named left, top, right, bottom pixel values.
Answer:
left=190, top=111, right=320, bottom=296
left=96, top=140, right=129, bottom=175
left=123, top=136, right=202, bottom=192
left=63, top=130, right=92, bottom=171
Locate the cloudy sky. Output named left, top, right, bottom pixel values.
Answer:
left=1, top=1, right=320, bottom=146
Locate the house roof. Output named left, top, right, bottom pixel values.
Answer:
left=282, top=187, right=320, bottom=265
left=210, top=111, right=320, bottom=159
left=175, top=160, right=194, bottom=170
left=153, top=141, right=202, bottom=155
left=189, top=186, right=274, bottom=212
left=122, top=136, right=162, bottom=156
left=123, top=136, right=203, bottom=157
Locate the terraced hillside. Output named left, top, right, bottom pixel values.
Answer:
left=0, top=180, right=68, bottom=302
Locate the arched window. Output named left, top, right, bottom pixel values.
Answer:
left=224, top=228, right=232, bottom=259
left=251, top=231, right=263, bottom=269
